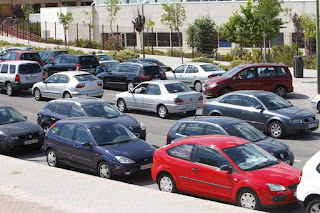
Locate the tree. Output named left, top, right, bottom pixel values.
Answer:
left=301, top=13, right=316, bottom=56
left=83, top=9, right=97, bottom=47
left=145, top=18, right=155, bottom=49
left=57, top=10, right=73, bottom=50
left=105, top=0, right=121, bottom=54
left=186, top=23, right=196, bottom=58
left=291, top=13, right=303, bottom=55
left=132, top=11, right=145, bottom=53
left=161, top=3, right=186, bottom=63
left=10, top=5, right=25, bottom=19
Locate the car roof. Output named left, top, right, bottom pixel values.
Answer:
left=56, top=117, right=116, bottom=127
left=40, top=50, right=67, bottom=52
left=127, top=58, right=158, bottom=61
left=237, top=63, right=287, bottom=68
left=10, top=50, right=38, bottom=53
left=0, top=60, right=40, bottom=65
left=0, top=104, right=11, bottom=109
left=121, top=62, right=159, bottom=67
left=226, top=90, right=275, bottom=97
left=174, top=135, right=249, bottom=149
left=51, top=71, right=91, bottom=76
left=178, top=116, right=242, bottom=126
left=49, top=97, right=104, bottom=106
left=185, top=62, right=215, bottom=66
left=142, top=80, right=184, bottom=85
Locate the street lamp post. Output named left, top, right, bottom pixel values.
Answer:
left=142, top=0, right=149, bottom=58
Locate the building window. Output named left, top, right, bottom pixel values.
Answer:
left=45, top=3, right=58, bottom=7
left=33, top=4, right=41, bottom=13
left=126, top=33, right=137, bottom=46
left=62, top=2, right=77, bottom=6
left=144, top=33, right=156, bottom=47
left=219, top=37, right=231, bottom=48
left=270, top=33, right=284, bottom=47
left=158, top=33, right=170, bottom=47
left=171, top=33, right=182, bottom=47
left=81, top=2, right=92, bottom=6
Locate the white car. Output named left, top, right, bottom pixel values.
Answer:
left=297, top=151, right=320, bottom=213
left=311, top=95, right=320, bottom=112
left=32, top=71, right=104, bottom=101
left=165, top=62, right=225, bottom=92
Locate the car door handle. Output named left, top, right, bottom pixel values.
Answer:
left=192, top=168, right=199, bottom=172
left=51, top=117, right=56, bottom=121
left=73, top=145, right=78, bottom=148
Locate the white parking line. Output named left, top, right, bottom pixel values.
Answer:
left=294, top=159, right=302, bottom=163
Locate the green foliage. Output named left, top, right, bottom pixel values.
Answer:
left=301, top=13, right=316, bottom=41
left=144, top=48, right=166, bottom=56
left=107, top=49, right=139, bottom=62
left=40, top=38, right=64, bottom=44
left=0, top=41, right=11, bottom=46
left=303, top=56, right=316, bottom=69
left=69, top=38, right=103, bottom=49
left=253, top=49, right=263, bottom=62
left=145, top=18, right=155, bottom=32
left=57, top=11, right=73, bottom=31
left=224, top=53, right=232, bottom=62
left=21, top=1, right=36, bottom=21
left=105, top=0, right=121, bottom=23
left=230, top=60, right=249, bottom=68
left=161, top=3, right=186, bottom=31
left=230, top=48, right=248, bottom=58
left=270, top=44, right=299, bottom=66
left=191, top=57, right=214, bottom=63
left=186, top=23, right=196, bottom=50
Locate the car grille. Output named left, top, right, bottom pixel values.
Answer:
left=288, top=183, right=298, bottom=191
left=135, top=157, right=153, bottom=164
left=18, top=132, right=40, bottom=140
left=275, top=152, right=289, bottom=160
left=304, top=116, right=316, bottom=123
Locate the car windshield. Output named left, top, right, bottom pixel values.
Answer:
left=224, top=122, right=267, bottom=142
left=90, top=123, right=137, bottom=145
left=223, top=143, right=279, bottom=171
left=200, top=64, right=221, bottom=72
left=221, top=66, right=242, bottom=78
left=165, top=83, right=192, bottom=93
left=74, top=74, right=97, bottom=82
left=83, top=104, right=122, bottom=119
left=98, top=55, right=113, bottom=61
left=0, top=108, right=26, bottom=125
left=258, top=95, right=293, bottom=110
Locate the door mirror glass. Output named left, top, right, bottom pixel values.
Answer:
left=220, top=165, right=232, bottom=173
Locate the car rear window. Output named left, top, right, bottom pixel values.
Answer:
left=80, top=56, right=99, bottom=65
left=20, top=53, right=40, bottom=61
left=165, top=83, right=192, bottom=93
left=143, top=66, right=161, bottom=75
left=19, top=63, right=42, bottom=74
left=200, top=64, right=221, bottom=72
left=74, top=74, right=97, bottom=82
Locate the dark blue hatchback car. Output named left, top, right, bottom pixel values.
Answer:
left=44, top=117, right=156, bottom=179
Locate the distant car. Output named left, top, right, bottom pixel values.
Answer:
left=0, top=105, right=44, bottom=153
left=151, top=135, right=301, bottom=210
left=96, top=54, right=120, bottom=73
left=166, top=63, right=225, bottom=92
left=0, top=61, right=44, bottom=96
left=202, top=90, right=319, bottom=138
left=203, top=63, right=293, bottom=97
left=32, top=71, right=104, bottom=100
left=126, top=58, right=172, bottom=72
left=166, top=116, right=294, bottom=165
left=297, top=151, right=320, bottom=213
left=0, top=50, right=42, bottom=66
left=115, top=80, right=203, bottom=118
left=97, top=62, right=166, bottom=91
left=44, top=117, right=156, bottom=179
left=0, top=47, right=34, bottom=57
left=43, top=54, right=100, bottom=77
left=37, top=98, right=146, bottom=139
left=39, top=50, right=68, bottom=65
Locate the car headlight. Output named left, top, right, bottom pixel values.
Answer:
left=139, top=122, right=146, bottom=131
left=115, top=156, right=135, bottom=164
left=266, top=183, right=286, bottom=191
left=209, top=83, right=218, bottom=88
left=290, top=119, right=303, bottom=124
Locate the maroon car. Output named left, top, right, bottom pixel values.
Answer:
left=0, top=50, right=42, bottom=66
left=203, top=63, right=293, bottom=98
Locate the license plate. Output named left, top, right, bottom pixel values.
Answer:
left=308, top=123, right=318, bottom=129
left=187, top=104, right=195, bottom=109
left=24, top=139, right=38, bottom=145
left=87, top=93, right=98, bottom=96
left=140, top=163, right=153, bottom=170
left=293, top=191, right=297, bottom=198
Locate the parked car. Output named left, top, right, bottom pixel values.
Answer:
left=311, top=94, right=320, bottom=113
left=44, top=117, right=156, bottom=179
left=297, top=151, right=320, bottom=213
left=39, top=50, right=68, bottom=65
left=125, top=58, right=172, bottom=72
left=32, top=71, right=104, bottom=100
left=0, top=105, right=44, bottom=153
left=43, top=54, right=100, bottom=77
left=115, top=80, right=203, bottom=118
left=203, top=63, right=293, bottom=97
left=0, top=50, right=42, bottom=66
left=0, top=47, right=34, bottom=57
left=202, top=90, right=319, bottom=138
left=166, top=63, right=225, bottom=92
left=0, top=61, right=44, bottom=96
left=96, top=54, right=120, bottom=73
left=167, top=116, right=294, bottom=165
left=151, top=135, right=301, bottom=210
left=97, top=62, right=166, bottom=91
left=37, top=98, right=146, bottom=139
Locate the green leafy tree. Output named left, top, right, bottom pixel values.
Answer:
left=145, top=18, right=155, bottom=48
left=105, top=0, right=121, bottom=54
left=301, top=13, right=316, bottom=56
left=161, top=3, right=186, bottom=63
left=291, top=13, right=303, bottom=55
left=57, top=10, right=73, bottom=49
left=83, top=9, right=97, bottom=46
left=186, top=23, right=196, bottom=58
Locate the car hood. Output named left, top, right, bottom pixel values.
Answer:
left=206, top=76, right=229, bottom=84
left=0, top=120, right=43, bottom=136
left=110, top=114, right=139, bottom=128
left=99, top=139, right=156, bottom=161
left=255, top=137, right=289, bottom=155
left=273, top=106, right=315, bottom=118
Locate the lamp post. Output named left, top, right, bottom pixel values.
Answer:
left=317, top=0, right=320, bottom=94
left=142, top=0, right=149, bottom=58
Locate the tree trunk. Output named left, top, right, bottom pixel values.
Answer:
left=170, top=28, right=173, bottom=56
left=240, top=32, right=243, bottom=60
left=64, top=29, right=67, bottom=50
left=110, top=22, right=116, bottom=57
left=296, top=34, right=299, bottom=55
left=177, top=28, right=183, bottom=64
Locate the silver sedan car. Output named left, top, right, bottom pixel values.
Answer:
left=166, top=63, right=225, bottom=92
left=32, top=71, right=104, bottom=101
left=114, top=80, right=203, bottom=118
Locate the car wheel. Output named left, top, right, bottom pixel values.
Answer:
left=98, top=161, right=113, bottom=179
left=33, top=88, right=42, bottom=101
left=237, top=189, right=261, bottom=210
left=268, top=121, right=285, bottom=139
left=157, top=105, right=168, bottom=119
left=186, top=110, right=196, bottom=116
left=219, top=87, right=232, bottom=96
left=127, top=81, right=134, bottom=91
left=5, top=83, right=14, bottom=96
left=43, top=124, right=51, bottom=134
left=274, top=86, right=287, bottom=98
left=63, top=92, right=72, bottom=99
left=117, top=99, right=128, bottom=112
left=46, top=149, right=58, bottom=167
left=158, top=173, right=177, bottom=193
left=194, top=81, right=202, bottom=92
left=317, top=103, right=320, bottom=113
left=306, top=199, right=320, bottom=213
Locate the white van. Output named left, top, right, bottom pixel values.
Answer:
left=0, top=61, right=44, bottom=96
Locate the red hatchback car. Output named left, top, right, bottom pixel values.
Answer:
left=151, top=135, right=301, bottom=210
left=0, top=50, right=42, bottom=66
left=203, top=63, right=293, bottom=98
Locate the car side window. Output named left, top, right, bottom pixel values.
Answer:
left=0, top=64, right=8, bottom=73
left=3, top=53, right=11, bottom=60
left=109, top=66, right=119, bottom=73
left=50, top=125, right=60, bottom=135
left=119, top=64, right=130, bottom=73
left=185, top=65, right=199, bottom=74
left=70, top=106, right=86, bottom=117
left=9, top=65, right=16, bottom=74
left=53, top=55, right=63, bottom=64
left=59, top=124, right=75, bottom=140
left=184, top=123, right=205, bottom=136
left=134, top=83, right=148, bottom=94
left=196, top=145, right=231, bottom=168
left=205, top=125, right=225, bottom=135
left=60, top=56, right=69, bottom=63
left=75, top=126, right=91, bottom=144
left=317, top=163, right=320, bottom=173
left=257, top=67, right=276, bottom=78
left=145, top=84, right=161, bottom=95
left=234, top=68, right=256, bottom=80
left=57, top=75, right=70, bottom=83
left=242, top=96, right=261, bottom=108
left=166, top=144, right=195, bottom=161
left=46, top=74, right=60, bottom=83
left=224, top=95, right=242, bottom=106
left=130, top=65, right=140, bottom=74
left=53, top=104, right=71, bottom=116
left=174, top=65, right=186, bottom=74
left=276, top=67, right=287, bottom=76
left=176, top=123, right=187, bottom=135
left=9, top=52, right=19, bottom=60
left=46, top=104, right=56, bottom=112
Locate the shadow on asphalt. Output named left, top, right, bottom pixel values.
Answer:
left=284, top=132, right=320, bottom=141
left=125, top=109, right=199, bottom=121
left=286, top=93, right=310, bottom=100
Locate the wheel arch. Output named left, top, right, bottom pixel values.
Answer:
left=304, top=194, right=320, bottom=208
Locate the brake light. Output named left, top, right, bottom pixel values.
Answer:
left=208, top=75, right=216, bottom=79
left=198, top=96, right=203, bottom=101
left=15, top=74, right=20, bottom=83
left=97, top=81, right=102, bottom=86
left=174, top=98, right=184, bottom=103
left=162, top=72, right=166, bottom=79
left=203, top=101, right=206, bottom=108
left=140, top=74, right=151, bottom=80
left=75, top=64, right=82, bottom=71
left=42, top=71, right=45, bottom=79
left=49, top=123, right=56, bottom=130
left=76, top=83, right=85, bottom=88
left=166, top=133, right=169, bottom=143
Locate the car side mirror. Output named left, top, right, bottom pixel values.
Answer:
left=255, top=105, right=264, bottom=111
left=220, top=165, right=232, bottom=173
left=23, top=116, right=28, bottom=120
left=83, top=142, right=93, bottom=148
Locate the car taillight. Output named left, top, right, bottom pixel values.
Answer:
left=166, top=133, right=169, bottom=143
left=50, top=123, right=56, bottom=130
left=37, top=112, right=41, bottom=116
left=42, top=72, right=45, bottom=79
left=75, top=64, right=82, bottom=71
left=174, top=98, right=184, bottom=103
left=199, top=96, right=203, bottom=101
left=15, top=74, right=20, bottom=83
left=208, top=75, right=216, bottom=79
left=162, top=72, right=166, bottom=79
left=140, top=74, right=151, bottom=80
left=76, top=83, right=85, bottom=88
left=97, top=81, right=102, bottom=86
left=203, top=101, right=206, bottom=108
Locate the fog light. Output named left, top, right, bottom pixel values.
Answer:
left=124, top=172, right=131, bottom=175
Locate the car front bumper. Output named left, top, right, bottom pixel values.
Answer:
left=284, top=120, right=319, bottom=134
left=111, top=159, right=153, bottom=176
left=260, top=189, right=298, bottom=207
left=0, top=138, right=44, bottom=153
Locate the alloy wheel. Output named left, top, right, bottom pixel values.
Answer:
left=47, top=150, right=57, bottom=167
left=159, top=176, right=173, bottom=192
left=99, top=163, right=111, bottom=179
left=240, top=192, right=256, bottom=209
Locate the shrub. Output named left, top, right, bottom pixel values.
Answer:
left=107, top=49, right=139, bottom=62
left=252, top=49, right=263, bottom=62
left=40, top=38, right=63, bottom=45
left=224, top=53, right=232, bottom=62
left=0, top=41, right=10, bottom=46
left=230, top=48, right=248, bottom=58
left=230, top=60, right=249, bottom=68
left=303, top=56, right=316, bottom=69
left=270, top=44, right=300, bottom=67
left=219, top=64, right=231, bottom=71
left=191, top=56, right=214, bottom=63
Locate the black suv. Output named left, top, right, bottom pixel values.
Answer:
left=37, top=98, right=146, bottom=139
left=39, top=50, right=68, bottom=65
left=96, top=62, right=166, bottom=90
left=43, top=54, right=100, bottom=77
left=126, top=58, right=172, bottom=72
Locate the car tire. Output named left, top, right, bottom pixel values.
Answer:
left=237, top=188, right=261, bottom=210
left=268, top=121, right=285, bottom=139
left=98, top=161, right=113, bottom=179
left=127, top=81, right=134, bottom=91
left=306, top=199, right=320, bottom=213
left=5, top=83, right=14, bottom=96
left=33, top=88, right=43, bottom=101
left=194, top=81, right=202, bottom=92
left=117, top=99, right=128, bottom=112
left=157, top=105, right=168, bottom=119
left=42, top=124, right=51, bottom=134
left=46, top=149, right=59, bottom=167
left=219, top=87, right=232, bottom=96
left=317, top=102, right=320, bottom=113
left=186, top=110, right=196, bottom=116
left=274, top=86, right=287, bottom=98
left=158, top=173, right=177, bottom=193
left=63, top=92, right=72, bottom=99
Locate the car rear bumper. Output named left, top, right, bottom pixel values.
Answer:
left=12, top=82, right=35, bottom=90
left=166, top=102, right=202, bottom=113
left=71, top=90, right=104, bottom=98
